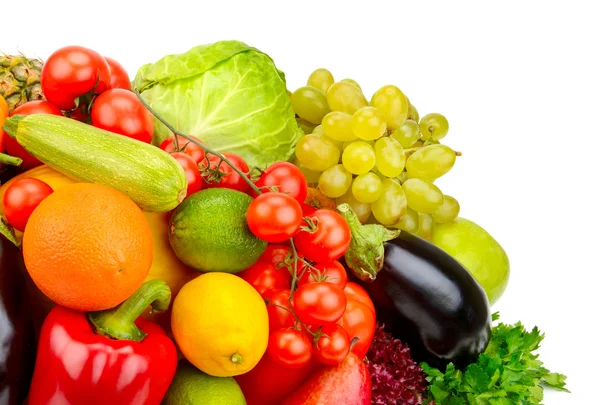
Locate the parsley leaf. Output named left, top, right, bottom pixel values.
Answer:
left=422, top=314, right=568, bottom=404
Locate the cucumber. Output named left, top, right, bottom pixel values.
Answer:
left=2, top=114, right=187, bottom=212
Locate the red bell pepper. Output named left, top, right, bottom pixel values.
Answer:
left=28, top=280, right=177, bottom=405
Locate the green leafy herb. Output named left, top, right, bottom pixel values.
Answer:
left=422, top=313, right=568, bottom=404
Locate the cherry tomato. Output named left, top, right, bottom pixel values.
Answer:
left=263, top=289, right=295, bottom=332
left=293, top=209, right=351, bottom=262
left=3, top=178, right=53, bottom=232
left=301, top=203, right=317, bottom=217
left=41, top=46, right=111, bottom=110
left=91, top=89, right=153, bottom=143
left=160, top=135, right=205, bottom=164
left=259, top=244, right=292, bottom=266
left=337, top=298, right=376, bottom=359
left=247, top=193, right=303, bottom=243
left=4, top=101, right=63, bottom=169
left=201, top=153, right=250, bottom=193
left=104, top=57, right=131, bottom=90
left=170, top=152, right=203, bottom=197
left=343, top=282, right=375, bottom=314
left=235, top=353, right=313, bottom=405
left=267, top=329, right=312, bottom=368
left=298, top=261, right=347, bottom=289
left=254, top=162, right=308, bottom=203
left=314, top=323, right=350, bottom=365
left=238, top=261, right=291, bottom=296
left=293, top=282, right=347, bottom=325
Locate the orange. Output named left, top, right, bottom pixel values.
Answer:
left=23, top=182, right=153, bottom=311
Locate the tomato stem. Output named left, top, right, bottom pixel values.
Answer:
left=134, top=90, right=262, bottom=195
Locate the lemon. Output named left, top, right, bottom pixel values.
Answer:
left=171, top=272, right=269, bottom=377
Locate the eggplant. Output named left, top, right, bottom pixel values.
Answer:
left=338, top=204, right=491, bottom=368
left=1, top=236, right=37, bottom=405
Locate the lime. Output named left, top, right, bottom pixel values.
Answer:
left=169, top=188, right=266, bottom=273
left=164, top=360, right=247, bottom=404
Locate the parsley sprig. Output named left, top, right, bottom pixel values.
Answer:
left=422, top=313, right=568, bottom=404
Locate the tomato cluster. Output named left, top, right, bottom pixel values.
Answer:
left=237, top=162, right=375, bottom=402
left=0, top=46, right=151, bottom=170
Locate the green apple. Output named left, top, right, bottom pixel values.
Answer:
left=430, top=217, right=509, bottom=306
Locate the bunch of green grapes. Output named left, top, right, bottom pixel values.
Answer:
left=291, top=68, right=460, bottom=240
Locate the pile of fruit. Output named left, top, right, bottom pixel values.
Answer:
left=0, top=42, right=567, bottom=405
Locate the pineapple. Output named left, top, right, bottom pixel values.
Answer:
left=0, top=54, right=44, bottom=113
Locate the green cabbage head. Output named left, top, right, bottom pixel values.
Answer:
left=132, top=40, right=303, bottom=167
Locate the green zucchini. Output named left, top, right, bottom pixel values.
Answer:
left=2, top=114, right=187, bottom=212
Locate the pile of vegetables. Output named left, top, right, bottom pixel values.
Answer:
left=0, top=40, right=568, bottom=405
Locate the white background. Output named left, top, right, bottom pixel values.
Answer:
left=4, top=1, right=598, bottom=403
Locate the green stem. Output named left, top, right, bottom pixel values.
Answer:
left=337, top=203, right=400, bottom=281
left=133, top=90, right=262, bottom=195
left=0, top=217, right=21, bottom=247
left=88, top=279, right=171, bottom=342
left=289, top=239, right=300, bottom=293
left=0, top=153, right=22, bottom=166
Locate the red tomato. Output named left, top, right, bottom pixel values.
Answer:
left=3, top=178, right=53, bottom=232
left=344, top=282, right=375, bottom=314
left=259, top=244, right=292, bottom=266
left=263, top=289, right=295, bottom=332
left=160, top=135, right=205, bottom=164
left=254, top=162, right=308, bottom=203
left=41, top=46, right=111, bottom=110
left=298, top=261, right=347, bottom=289
left=238, top=261, right=291, bottom=296
left=91, top=89, right=153, bottom=143
left=235, top=354, right=313, bottom=405
left=301, top=203, right=317, bottom=217
left=246, top=193, right=303, bottom=243
left=293, top=209, right=351, bottom=262
left=337, top=298, right=376, bottom=359
left=314, top=323, right=350, bottom=365
left=267, top=329, right=312, bottom=368
left=170, top=152, right=203, bottom=197
left=4, top=101, right=63, bottom=169
left=104, top=57, right=131, bottom=90
left=293, top=282, right=346, bottom=325
left=201, top=153, right=250, bottom=193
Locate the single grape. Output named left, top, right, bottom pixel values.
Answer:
left=374, top=137, right=405, bottom=178
left=318, top=164, right=353, bottom=198
left=391, top=120, right=420, bottom=148
left=326, top=81, right=368, bottom=114
left=407, top=103, right=419, bottom=122
left=351, top=172, right=382, bottom=204
left=417, top=213, right=435, bottom=240
left=337, top=192, right=371, bottom=224
left=307, top=68, right=335, bottom=94
left=296, top=117, right=316, bottom=134
left=341, top=78, right=362, bottom=91
left=291, top=86, right=331, bottom=125
left=343, top=139, right=374, bottom=150
left=371, top=178, right=407, bottom=225
left=419, top=113, right=449, bottom=141
left=402, top=178, right=444, bottom=213
left=295, top=134, right=341, bottom=171
left=432, top=195, right=460, bottom=223
left=406, top=144, right=456, bottom=181
left=392, top=207, right=418, bottom=233
left=316, top=133, right=344, bottom=150
left=312, top=124, right=324, bottom=135
left=342, top=141, right=376, bottom=175
left=370, top=85, right=409, bottom=130
left=351, top=106, right=387, bottom=141
left=322, top=111, right=357, bottom=141
left=291, top=157, right=321, bottom=186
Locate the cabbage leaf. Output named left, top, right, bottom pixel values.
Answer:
left=133, top=40, right=302, bottom=167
